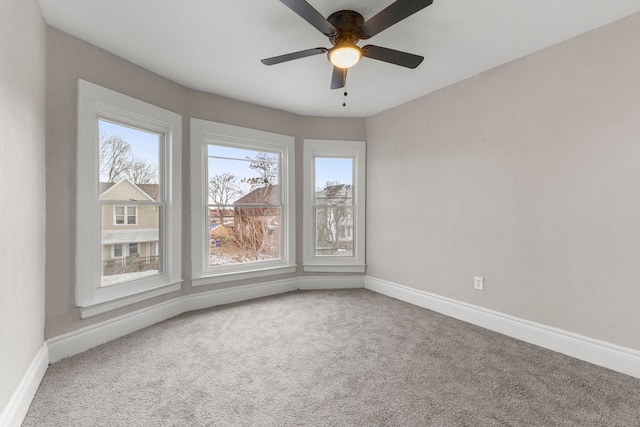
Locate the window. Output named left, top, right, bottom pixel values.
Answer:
left=303, top=139, right=366, bottom=272
left=110, top=242, right=139, bottom=258
left=114, top=205, right=137, bottom=225
left=191, top=119, right=295, bottom=285
left=207, top=146, right=281, bottom=266
left=77, top=80, right=182, bottom=317
left=113, top=244, right=123, bottom=258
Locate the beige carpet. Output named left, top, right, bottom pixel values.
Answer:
left=24, top=289, right=640, bottom=426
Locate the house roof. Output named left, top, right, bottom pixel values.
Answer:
left=99, top=178, right=158, bottom=201
left=316, top=183, right=352, bottom=198
left=234, top=185, right=279, bottom=205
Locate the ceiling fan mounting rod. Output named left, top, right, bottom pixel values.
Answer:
left=327, top=10, right=366, bottom=45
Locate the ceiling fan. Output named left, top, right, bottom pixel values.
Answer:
left=261, top=0, right=434, bottom=90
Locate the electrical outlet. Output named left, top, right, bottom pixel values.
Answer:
left=474, top=276, right=484, bottom=291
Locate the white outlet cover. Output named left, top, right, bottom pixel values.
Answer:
left=474, top=276, right=484, bottom=290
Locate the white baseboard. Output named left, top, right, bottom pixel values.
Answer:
left=0, top=343, right=49, bottom=427
left=298, top=275, right=364, bottom=290
left=184, top=278, right=299, bottom=311
left=48, top=298, right=185, bottom=363
left=365, top=275, right=640, bottom=380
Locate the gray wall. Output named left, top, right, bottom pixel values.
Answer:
left=45, top=28, right=366, bottom=338
left=366, top=12, right=640, bottom=351
left=0, top=0, right=46, bottom=411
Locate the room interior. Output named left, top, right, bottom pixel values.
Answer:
left=2, top=0, right=640, bottom=424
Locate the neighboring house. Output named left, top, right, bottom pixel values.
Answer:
left=225, top=184, right=280, bottom=258
left=233, top=184, right=279, bottom=205
left=100, top=179, right=159, bottom=273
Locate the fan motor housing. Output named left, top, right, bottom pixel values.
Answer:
left=327, top=10, right=366, bottom=45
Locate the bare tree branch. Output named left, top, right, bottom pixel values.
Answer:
left=209, top=173, right=242, bottom=223
left=99, top=134, right=157, bottom=184
left=241, top=152, right=278, bottom=190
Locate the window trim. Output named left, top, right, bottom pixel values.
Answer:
left=190, top=119, right=296, bottom=285
left=76, top=80, right=182, bottom=316
left=114, top=205, right=137, bottom=225
left=303, top=139, right=366, bottom=273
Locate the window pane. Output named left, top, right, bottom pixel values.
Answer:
left=98, top=120, right=163, bottom=286
left=315, top=157, right=352, bottom=190
left=208, top=147, right=279, bottom=203
left=314, top=157, right=354, bottom=257
left=209, top=206, right=281, bottom=266
left=101, top=203, right=162, bottom=286
left=315, top=206, right=353, bottom=256
left=206, top=143, right=283, bottom=268
left=98, top=119, right=161, bottom=201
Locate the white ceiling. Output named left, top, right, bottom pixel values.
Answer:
left=38, top=0, right=640, bottom=118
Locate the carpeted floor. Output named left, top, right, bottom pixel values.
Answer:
left=23, top=289, right=640, bottom=426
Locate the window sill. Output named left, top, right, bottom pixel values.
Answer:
left=302, top=264, right=366, bottom=274
left=192, top=265, right=297, bottom=287
left=79, top=280, right=183, bottom=319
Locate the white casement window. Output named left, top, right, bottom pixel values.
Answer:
left=76, top=80, right=182, bottom=317
left=114, top=205, right=137, bottom=225
left=190, top=119, right=295, bottom=285
left=303, top=139, right=366, bottom=273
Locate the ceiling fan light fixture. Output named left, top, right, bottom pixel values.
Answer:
left=328, top=43, right=362, bottom=69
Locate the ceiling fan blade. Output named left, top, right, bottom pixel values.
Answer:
left=279, top=0, right=337, bottom=36
left=362, top=45, right=424, bottom=69
left=361, top=0, right=433, bottom=38
left=330, top=66, right=347, bottom=90
left=261, top=47, right=327, bottom=65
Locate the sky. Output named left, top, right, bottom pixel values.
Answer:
left=314, top=157, right=353, bottom=189
left=98, top=119, right=160, bottom=181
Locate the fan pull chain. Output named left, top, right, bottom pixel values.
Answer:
left=342, top=80, right=348, bottom=107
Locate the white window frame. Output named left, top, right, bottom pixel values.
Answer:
left=76, top=80, right=182, bottom=317
left=190, top=118, right=296, bottom=285
left=114, top=205, right=137, bottom=225
left=303, top=139, right=366, bottom=273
